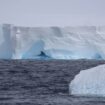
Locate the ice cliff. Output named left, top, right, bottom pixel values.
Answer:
left=0, top=24, right=105, bottom=59
left=69, top=64, right=105, bottom=97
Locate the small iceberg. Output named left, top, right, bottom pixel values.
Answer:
left=69, top=64, right=105, bottom=97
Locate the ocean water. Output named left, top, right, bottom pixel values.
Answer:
left=0, top=60, right=105, bottom=105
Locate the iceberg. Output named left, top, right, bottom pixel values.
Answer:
left=69, top=64, right=105, bottom=97
left=0, top=24, right=105, bottom=59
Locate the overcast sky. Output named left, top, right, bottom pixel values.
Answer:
left=0, top=0, right=105, bottom=26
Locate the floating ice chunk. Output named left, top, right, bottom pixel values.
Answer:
left=70, top=64, right=105, bottom=97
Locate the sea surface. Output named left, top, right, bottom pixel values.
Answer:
left=0, top=59, right=105, bottom=105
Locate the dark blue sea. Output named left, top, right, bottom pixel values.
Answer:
left=0, top=59, right=105, bottom=105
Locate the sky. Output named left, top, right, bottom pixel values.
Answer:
left=0, top=0, right=105, bottom=26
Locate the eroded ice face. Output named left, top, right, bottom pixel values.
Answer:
left=0, top=24, right=105, bottom=59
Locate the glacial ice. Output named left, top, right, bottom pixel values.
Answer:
left=70, top=64, right=105, bottom=97
left=0, top=24, right=105, bottom=59
left=0, top=24, right=14, bottom=59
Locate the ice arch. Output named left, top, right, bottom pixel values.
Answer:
left=22, top=40, right=45, bottom=59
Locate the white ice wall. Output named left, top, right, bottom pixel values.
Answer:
left=0, top=24, right=105, bottom=59
left=0, top=24, right=14, bottom=59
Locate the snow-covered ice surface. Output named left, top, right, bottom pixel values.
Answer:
left=0, top=24, right=105, bottom=59
left=70, top=64, right=105, bottom=97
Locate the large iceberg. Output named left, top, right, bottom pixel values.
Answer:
left=0, top=24, right=105, bottom=59
left=70, top=64, right=105, bottom=97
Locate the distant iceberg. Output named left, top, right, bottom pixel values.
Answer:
left=0, top=24, right=105, bottom=59
left=70, top=64, right=105, bottom=97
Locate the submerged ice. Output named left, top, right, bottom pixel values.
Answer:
left=70, top=64, right=105, bottom=97
left=0, top=24, right=105, bottom=59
